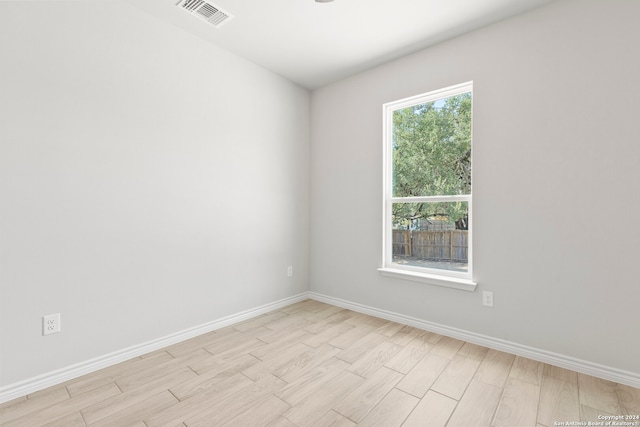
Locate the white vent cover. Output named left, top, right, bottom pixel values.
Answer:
left=177, top=0, right=233, bottom=28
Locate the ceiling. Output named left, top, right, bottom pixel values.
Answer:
left=124, top=0, right=555, bottom=89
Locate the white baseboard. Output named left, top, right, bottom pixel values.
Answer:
left=308, top=292, right=640, bottom=389
left=3, top=290, right=637, bottom=404
left=0, top=293, right=309, bottom=404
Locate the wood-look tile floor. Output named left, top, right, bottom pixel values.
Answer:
left=2, top=300, right=639, bottom=426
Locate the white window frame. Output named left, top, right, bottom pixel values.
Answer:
left=378, top=82, right=477, bottom=291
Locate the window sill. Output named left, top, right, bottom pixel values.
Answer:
left=378, top=267, right=477, bottom=291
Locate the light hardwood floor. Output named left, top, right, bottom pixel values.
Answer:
left=1, top=300, right=639, bottom=426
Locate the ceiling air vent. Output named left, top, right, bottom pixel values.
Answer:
left=177, top=0, right=234, bottom=28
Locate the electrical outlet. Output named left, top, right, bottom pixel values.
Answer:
left=43, top=313, right=61, bottom=335
left=482, top=291, right=494, bottom=307
left=287, top=266, right=293, bottom=277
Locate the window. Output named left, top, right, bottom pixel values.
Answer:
left=379, top=82, right=476, bottom=291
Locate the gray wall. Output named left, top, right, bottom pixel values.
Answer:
left=0, top=1, right=310, bottom=385
left=2, top=0, right=638, bottom=390
left=309, top=0, right=640, bottom=374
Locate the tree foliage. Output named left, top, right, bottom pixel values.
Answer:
left=392, top=93, right=472, bottom=230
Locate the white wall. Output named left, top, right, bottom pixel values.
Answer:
left=0, top=1, right=310, bottom=386
left=2, top=0, right=638, bottom=392
left=310, top=0, right=640, bottom=375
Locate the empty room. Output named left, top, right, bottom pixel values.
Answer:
left=1, top=0, right=639, bottom=426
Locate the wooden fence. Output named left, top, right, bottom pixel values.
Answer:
left=393, top=230, right=468, bottom=262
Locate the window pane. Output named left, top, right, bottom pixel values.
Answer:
left=392, top=93, right=472, bottom=197
left=392, top=202, right=468, bottom=273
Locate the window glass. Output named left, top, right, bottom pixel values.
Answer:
left=392, top=94, right=472, bottom=198
left=383, top=82, right=472, bottom=280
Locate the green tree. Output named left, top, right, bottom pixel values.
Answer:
left=392, top=93, right=471, bottom=230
